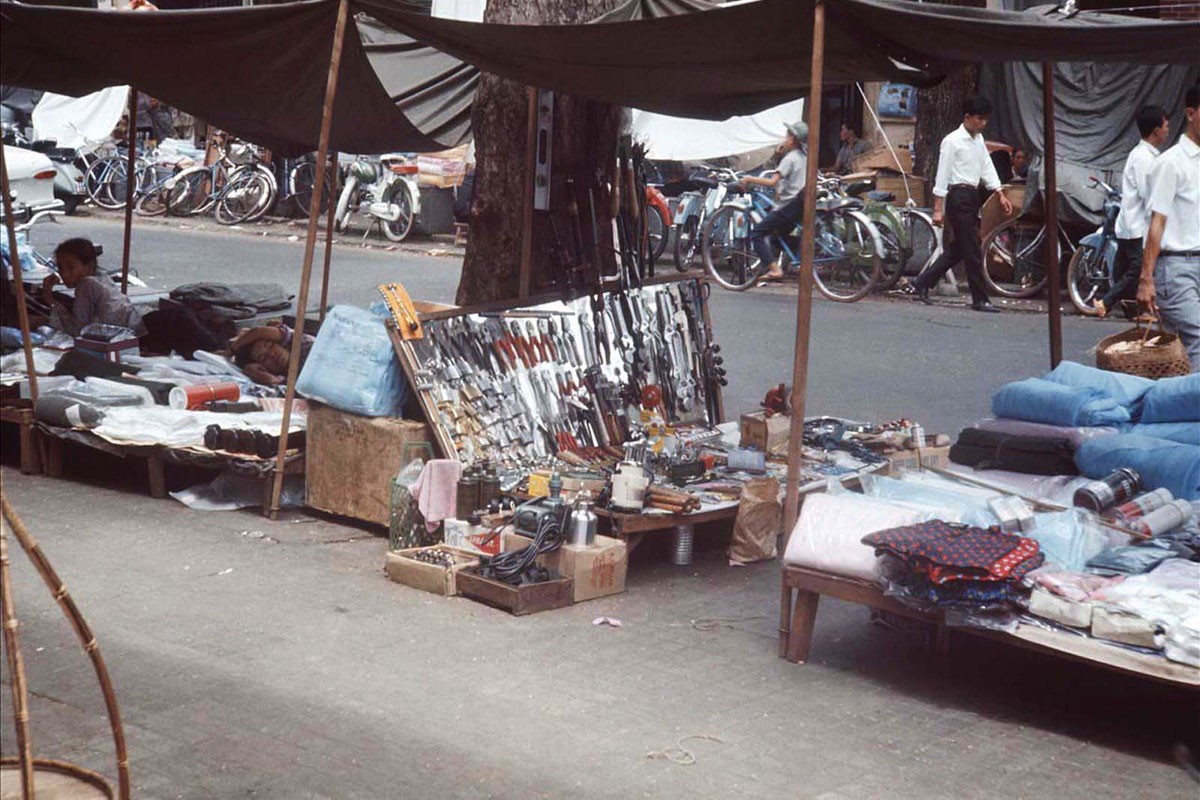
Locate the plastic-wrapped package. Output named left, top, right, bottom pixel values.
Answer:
left=992, top=378, right=1131, bottom=427
left=859, top=472, right=1000, bottom=528
left=1090, top=559, right=1200, bottom=661
left=1139, top=373, right=1200, bottom=424
left=1165, top=609, right=1200, bottom=667
left=1028, top=566, right=1123, bottom=603
left=296, top=305, right=408, bottom=417
left=1043, top=360, right=1153, bottom=409
left=1028, top=586, right=1092, bottom=628
left=1091, top=607, right=1160, bottom=648
left=1086, top=544, right=1179, bottom=575
left=1076, top=434, right=1200, bottom=501
left=783, top=492, right=927, bottom=581
left=1028, top=509, right=1114, bottom=572
left=943, top=464, right=1092, bottom=507
left=974, top=417, right=1118, bottom=446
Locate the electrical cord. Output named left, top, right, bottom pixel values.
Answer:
left=479, top=500, right=566, bottom=585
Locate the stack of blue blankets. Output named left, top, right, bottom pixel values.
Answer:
left=991, top=363, right=1199, bottom=499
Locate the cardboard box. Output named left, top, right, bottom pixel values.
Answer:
left=883, top=444, right=951, bottom=476
left=740, top=411, right=790, bottom=454
left=385, top=546, right=480, bottom=596
left=503, top=532, right=627, bottom=603
left=305, top=403, right=433, bottom=526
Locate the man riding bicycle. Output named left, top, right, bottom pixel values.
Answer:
left=738, top=121, right=808, bottom=282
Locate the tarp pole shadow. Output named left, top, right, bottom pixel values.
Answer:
left=781, top=0, right=826, bottom=560
left=319, top=150, right=339, bottom=327
left=1043, top=61, right=1063, bottom=368
left=0, top=146, right=40, bottom=402
left=120, top=88, right=137, bottom=295
left=267, top=0, right=352, bottom=518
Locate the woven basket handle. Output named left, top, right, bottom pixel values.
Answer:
left=1132, top=313, right=1166, bottom=345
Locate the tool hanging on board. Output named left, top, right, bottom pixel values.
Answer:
left=378, top=282, right=423, bottom=340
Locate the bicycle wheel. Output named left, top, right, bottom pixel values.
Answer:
left=645, top=203, right=668, bottom=263
left=811, top=210, right=882, bottom=303
left=672, top=217, right=699, bottom=272
left=1067, top=243, right=1108, bottom=316
left=85, top=157, right=122, bottom=209
left=99, top=158, right=144, bottom=210
left=166, top=166, right=215, bottom=216
left=236, top=165, right=277, bottom=223
left=134, top=185, right=168, bottom=217
left=869, top=208, right=905, bottom=291
left=701, top=204, right=764, bottom=291
left=381, top=181, right=415, bottom=242
left=215, top=170, right=272, bottom=225
left=900, top=207, right=938, bottom=280
left=981, top=217, right=1051, bottom=298
left=290, top=160, right=332, bottom=218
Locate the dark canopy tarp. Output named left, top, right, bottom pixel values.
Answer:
left=2, top=0, right=1197, bottom=153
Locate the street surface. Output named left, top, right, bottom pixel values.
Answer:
left=31, top=213, right=1121, bottom=437
left=6, top=215, right=1193, bottom=800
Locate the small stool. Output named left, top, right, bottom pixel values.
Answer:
left=453, top=222, right=469, bottom=247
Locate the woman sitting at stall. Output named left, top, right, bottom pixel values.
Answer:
left=42, top=237, right=221, bottom=358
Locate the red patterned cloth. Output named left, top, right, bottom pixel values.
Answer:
left=863, top=520, right=1044, bottom=584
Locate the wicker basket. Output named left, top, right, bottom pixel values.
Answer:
left=1095, top=317, right=1191, bottom=379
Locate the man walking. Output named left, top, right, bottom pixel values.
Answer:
left=910, top=95, right=1013, bottom=312
left=740, top=121, right=807, bottom=281
left=834, top=121, right=871, bottom=175
left=1096, top=105, right=1169, bottom=318
left=1138, top=86, right=1200, bottom=371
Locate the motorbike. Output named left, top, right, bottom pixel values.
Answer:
left=2, top=122, right=87, bottom=214
left=334, top=153, right=421, bottom=242
left=672, top=166, right=738, bottom=271
left=643, top=184, right=671, bottom=264
left=1067, top=177, right=1121, bottom=316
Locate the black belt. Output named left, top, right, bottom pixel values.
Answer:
left=1162, top=250, right=1200, bottom=257
left=948, top=183, right=979, bottom=192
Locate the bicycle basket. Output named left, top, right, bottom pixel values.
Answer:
left=226, top=142, right=256, bottom=166
left=1095, top=317, right=1190, bottom=379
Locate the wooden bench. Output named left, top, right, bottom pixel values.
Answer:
left=0, top=402, right=41, bottom=475
left=780, top=563, right=1200, bottom=689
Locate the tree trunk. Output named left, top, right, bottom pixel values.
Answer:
left=456, top=0, right=625, bottom=306
left=913, top=0, right=984, bottom=180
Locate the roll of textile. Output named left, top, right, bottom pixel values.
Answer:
left=975, top=417, right=1117, bottom=447
left=992, top=378, right=1130, bottom=428
left=1044, top=360, right=1153, bottom=409
left=1139, top=374, right=1200, bottom=424
left=950, top=427, right=1078, bottom=475
left=1126, top=422, right=1200, bottom=447
left=34, top=394, right=105, bottom=429
left=1075, top=434, right=1200, bottom=501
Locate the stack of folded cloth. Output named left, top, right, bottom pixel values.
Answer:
left=863, top=520, right=1044, bottom=609
left=950, top=427, right=1079, bottom=475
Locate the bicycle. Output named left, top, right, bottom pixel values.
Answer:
left=672, top=166, right=739, bottom=271
left=826, top=175, right=938, bottom=291
left=1067, top=177, right=1122, bottom=316
left=700, top=180, right=884, bottom=300
left=166, top=137, right=274, bottom=223
left=980, top=194, right=1076, bottom=299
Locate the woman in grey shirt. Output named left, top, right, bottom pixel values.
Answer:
left=42, top=238, right=146, bottom=337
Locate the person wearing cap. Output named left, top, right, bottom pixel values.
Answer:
left=910, top=95, right=1012, bottom=312
left=739, top=120, right=808, bottom=281
left=1138, top=85, right=1200, bottom=371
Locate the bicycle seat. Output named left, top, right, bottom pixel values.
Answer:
left=816, top=196, right=864, bottom=213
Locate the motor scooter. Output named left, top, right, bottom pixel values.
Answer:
left=1067, top=177, right=1121, bottom=316
left=2, top=122, right=87, bottom=214
left=334, top=153, right=421, bottom=242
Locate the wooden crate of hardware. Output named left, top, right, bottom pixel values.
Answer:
left=456, top=568, right=574, bottom=616
left=385, top=546, right=481, bottom=597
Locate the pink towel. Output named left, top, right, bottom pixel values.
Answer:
left=411, top=459, right=463, bottom=533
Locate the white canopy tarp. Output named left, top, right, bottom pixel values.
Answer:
left=631, top=99, right=804, bottom=162
left=31, top=86, right=129, bottom=152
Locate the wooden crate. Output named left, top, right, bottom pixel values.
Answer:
left=305, top=402, right=433, bottom=526
left=875, top=172, right=927, bottom=207
left=739, top=411, right=790, bottom=455
left=385, top=546, right=480, bottom=597
left=456, top=568, right=574, bottom=616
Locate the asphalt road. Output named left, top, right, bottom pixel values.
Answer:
left=31, top=214, right=1123, bottom=436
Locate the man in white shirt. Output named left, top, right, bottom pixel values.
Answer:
left=911, top=95, right=1013, bottom=312
left=739, top=121, right=807, bottom=281
left=1096, top=105, right=1169, bottom=318
left=1139, top=86, right=1200, bottom=371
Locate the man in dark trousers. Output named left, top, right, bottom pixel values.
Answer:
left=910, top=95, right=1013, bottom=312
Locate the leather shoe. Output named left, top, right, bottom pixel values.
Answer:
left=972, top=302, right=1001, bottom=313
left=914, top=284, right=934, bottom=306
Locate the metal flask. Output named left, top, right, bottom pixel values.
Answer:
left=570, top=490, right=599, bottom=547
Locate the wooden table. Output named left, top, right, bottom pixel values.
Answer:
left=597, top=502, right=739, bottom=554
left=0, top=401, right=41, bottom=475
left=780, top=564, right=1199, bottom=689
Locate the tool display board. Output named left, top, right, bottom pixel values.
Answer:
left=389, top=277, right=725, bottom=471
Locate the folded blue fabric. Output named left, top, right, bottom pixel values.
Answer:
left=1126, top=422, right=1200, bottom=447
left=993, top=378, right=1131, bottom=428
left=1075, top=434, right=1200, bottom=501
left=1044, top=361, right=1153, bottom=409
left=1139, top=374, right=1200, bottom=424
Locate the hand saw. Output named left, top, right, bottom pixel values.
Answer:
left=377, top=282, right=424, bottom=340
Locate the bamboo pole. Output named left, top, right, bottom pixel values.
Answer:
left=268, top=0, right=352, bottom=517
left=518, top=86, right=538, bottom=299
left=781, top=0, right=826, bottom=553
left=1042, top=63, right=1063, bottom=368
left=318, top=151, right=339, bottom=326
left=120, top=88, right=138, bottom=295
left=0, top=509, right=35, bottom=798
left=0, top=145, right=39, bottom=401
left=2, top=485, right=130, bottom=799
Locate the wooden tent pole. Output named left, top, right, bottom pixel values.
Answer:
left=1042, top=62, right=1063, bottom=368
left=0, top=507, right=35, bottom=797
left=267, top=0, right=351, bottom=517
left=0, top=145, right=39, bottom=401
left=120, top=88, right=138, bottom=295
left=781, top=0, right=826, bottom=552
left=318, top=150, right=339, bottom=326
left=518, top=86, right=538, bottom=299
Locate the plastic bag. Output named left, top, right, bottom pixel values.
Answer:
left=1027, top=509, right=1112, bottom=572
left=727, top=477, right=781, bottom=564
left=296, top=305, right=408, bottom=417
left=859, top=473, right=999, bottom=528
left=388, top=458, right=427, bottom=551
left=783, top=491, right=926, bottom=580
